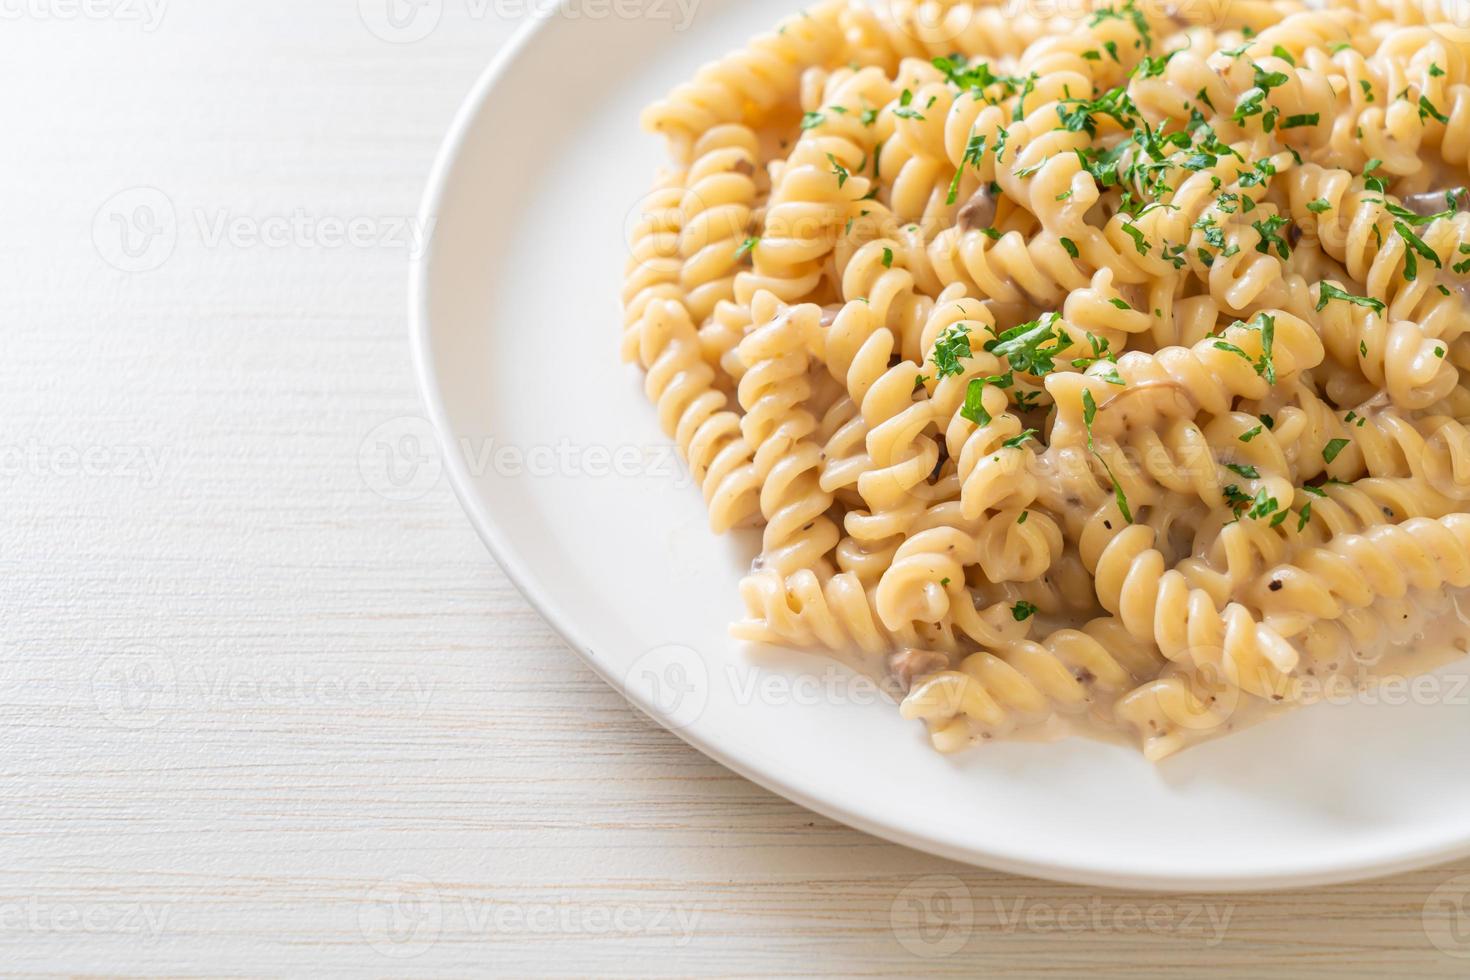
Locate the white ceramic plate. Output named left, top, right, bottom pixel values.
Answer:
left=412, top=1, right=1470, bottom=891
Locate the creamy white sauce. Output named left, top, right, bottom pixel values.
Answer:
left=999, top=588, right=1470, bottom=756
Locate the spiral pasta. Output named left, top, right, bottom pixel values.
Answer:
left=623, top=0, right=1470, bottom=760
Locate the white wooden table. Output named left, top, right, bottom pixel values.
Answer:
left=4, top=2, right=1470, bottom=974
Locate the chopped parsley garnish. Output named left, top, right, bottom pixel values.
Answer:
left=1247, top=488, right=1282, bottom=522
left=827, top=154, right=850, bottom=188
left=1011, top=600, right=1039, bottom=622
left=945, top=131, right=988, bottom=205
left=1232, top=63, right=1289, bottom=131
left=1252, top=214, right=1291, bottom=259
left=1395, top=221, right=1442, bottom=280
left=1251, top=312, right=1277, bottom=384
left=1363, top=159, right=1386, bottom=193
left=1002, top=430, right=1039, bottom=448
left=985, top=314, right=1071, bottom=377
left=960, top=378, right=990, bottom=425
left=1121, top=222, right=1150, bottom=255
left=1420, top=95, right=1450, bottom=125
left=1082, top=388, right=1133, bottom=524
left=1219, top=312, right=1278, bottom=383
left=1082, top=389, right=1099, bottom=449
left=1316, top=283, right=1385, bottom=314
left=1223, top=484, right=1253, bottom=514
left=930, top=323, right=973, bottom=379
left=1281, top=113, right=1319, bottom=129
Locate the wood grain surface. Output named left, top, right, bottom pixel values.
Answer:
left=3, top=2, right=1470, bottom=975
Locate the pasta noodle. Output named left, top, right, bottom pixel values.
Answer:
left=623, top=0, right=1470, bottom=759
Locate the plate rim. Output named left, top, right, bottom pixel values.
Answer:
left=408, top=5, right=1470, bottom=893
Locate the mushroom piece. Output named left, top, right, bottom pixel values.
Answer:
left=888, top=648, right=952, bottom=693
left=1401, top=187, right=1470, bottom=217
left=956, top=185, right=998, bottom=233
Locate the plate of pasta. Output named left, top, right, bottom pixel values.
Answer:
left=414, top=0, right=1470, bottom=889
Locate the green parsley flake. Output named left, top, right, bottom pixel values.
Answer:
left=1002, top=430, right=1040, bottom=449
left=1316, top=283, right=1386, bottom=314
left=930, top=323, right=973, bottom=379
left=960, top=378, right=990, bottom=425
